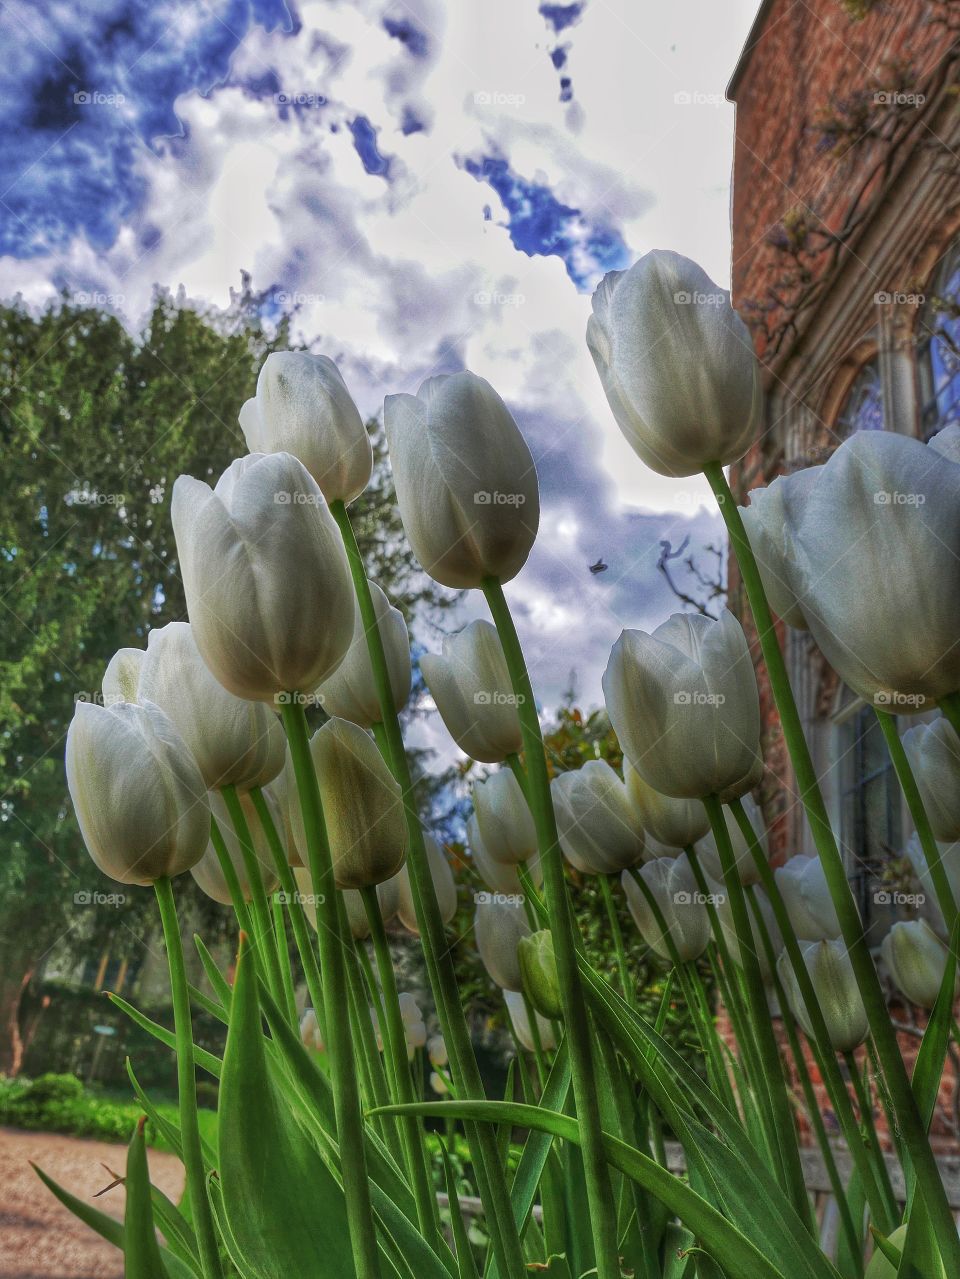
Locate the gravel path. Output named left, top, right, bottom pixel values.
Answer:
left=0, top=1127, right=185, bottom=1279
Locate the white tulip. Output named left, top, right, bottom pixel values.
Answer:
left=383, top=371, right=539, bottom=588
left=586, top=250, right=761, bottom=478
left=624, top=761, right=710, bottom=853
left=552, top=761, right=645, bottom=874
left=714, top=884, right=782, bottom=983
left=421, top=620, right=523, bottom=763
left=300, top=1007, right=324, bottom=1053
left=265, top=746, right=306, bottom=867
left=504, top=989, right=557, bottom=1052
left=777, top=940, right=868, bottom=1053
left=294, top=867, right=397, bottom=938
left=902, top=717, right=960, bottom=841
left=172, top=452, right=356, bottom=703
left=468, top=813, right=524, bottom=895
left=245, top=351, right=372, bottom=504
left=475, top=894, right=531, bottom=991
left=741, top=428, right=960, bottom=711
left=881, top=919, right=959, bottom=1009
left=66, top=700, right=209, bottom=885
left=395, top=834, right=458, bottom=934
left=473, top=770, right=537, bottom=867
left=697, top=796, right=768, bottom=887
left=105, top=622, right=286, bottom=793
left=398, top=992, right=427, bottom=1056
left=430, top=1071, right=449, bottom=1095
left=427, top=1034, right=448, bottom=1068
left=773, top=855, right=841, bottom=940
left=603, top=611, right=762, bottom=802
left=621, top=856, right=710, bottom=963
left=904, top=833, right=960, bottom=936
left=193, top=789, right=280, bottom=905
left=314, top=582, right=411, bottom=728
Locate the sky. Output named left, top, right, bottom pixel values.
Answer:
left=0, top=0, right=760, bottom=759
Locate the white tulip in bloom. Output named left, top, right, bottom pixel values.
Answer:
left=468, top=813, right=525, bottom=895
left=244, top=351, right=372, bottom=504
left=192, top=790, right=280, bottom=905
left=293, top=867, right=397, bottom=939
left=777, top=939, right=868, bottom=1054
left=603, top=612, right=762, bottom=802
left=383, top=371, right=540, bottom=588
left=624, top=761, right=710, bottom=853
left=66, top=700, right=209, bottom=885
left=741, top=427, right=960, bottom=711
left=586, top=250, right=761, bottom=478
left=265, top=747, right=306, bottom=868
left=395, top=834, right=458, bottom=934
left=881, top=919, right=959, bottom=1009
left=773, top=855, right=841, bottom=940
left=105, top=623, right=286, bottom=793
left=475, top=893, right=531, bottom=991
left=621, top=856, right=710, bottom=963
left=473, top=770, right=538, bottom=867
left=552, top=761, right=646, bottom=874
left=504, top=989, right=557, bottom=1052
left=314, top=582, right=411, bottom=728
left=172, top=452, right=356, bottom=703
left=902, top=717, right=960, bottom=842
left=904, top=833, right=960, bottom=937
left=421, top=621, right=523, bottom=763
left=697, top=796, right=768, bottom=886
left=714, top=884, right=782, bottom=983
left=301, top=717, right=408, bottom=890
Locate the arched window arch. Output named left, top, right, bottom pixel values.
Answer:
left=834, top=358, right=885, bottom=437
left=918, top=241, right=960, bottom=438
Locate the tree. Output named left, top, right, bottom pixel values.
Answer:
left=0, top=285, right=453, bottom=1073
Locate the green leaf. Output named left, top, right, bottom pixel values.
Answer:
left=440, top=1140, right=480, bottom=1279
left=218, top=937, right=356, bottom=1279
left=194, top=933, right=234, bottom=1011
left=124, top=1117, right=174, bottom=1279
left=108, top=992, right=222, bottom=1078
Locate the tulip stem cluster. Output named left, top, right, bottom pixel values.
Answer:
left=703, top=459, right=960, bottom=1272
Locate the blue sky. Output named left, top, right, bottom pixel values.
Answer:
left=0, top=0, right=758, bottom=736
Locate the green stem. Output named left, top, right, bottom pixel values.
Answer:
left=844, top=1049, right=898, bottom=1218
left=598, top=873, right=632, bottom=1003
left=281, top=701, right=382, bottom=1279
left=154, top=877, right=223, bottom=1279
left=220, top=784, right=286, bottom=1009
left=726, top=797, right=896, bottom=1230
left=482, top=575, right=621, bottom=1279
left=330, top=499, right=524, bottom=1279
left=704, top=459, right=960, bottom=1272
left=362, top=885, right=442, bottom=1246
left=271, top=893, right=298, bottom=1026
left=209, top=816, right=253, bottom=937
left=875, top=709, right=958, bottom=926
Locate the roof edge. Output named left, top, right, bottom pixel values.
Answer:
left=726, top=0, right=776, bottom=100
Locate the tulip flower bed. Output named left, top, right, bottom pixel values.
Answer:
left=45, top=252, right=960, bottom=1278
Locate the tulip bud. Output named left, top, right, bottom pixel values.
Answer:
left=904, top=833, right=960, bottom=938
left=586, top=250, right=761, bottom=478
left=881, top=919, right=959, bottom=1009
left=603, top=612, right=762, bottom=803
left=107, top=622, right=287, bottom=793
left=427, top=1034, right=448, bottom=1068
left=172, top=453, right=356, bottom=703
left=714, top=884, right=782, bottom=983
left=66, top=700, right=209, bottom=885
left=696, top=796, right=768, bottom=886
left=421, top=620, right=522, bottom=763
left=399, top=992, right=427, bottom=1056
left=314, top=582, right=411, bottom=728
left=430, top=1071, right=449, bottom=1095
left=773, top=855, right=841, bottom=940
left=473, top=770, right=537, bottom=866
left=395, top=834, right=458, bottom=934
left=742, top=429, right=960, bottom=711
left=504, top=989, right=557, bottom=1052
left=246, top=352, right=372, bottom=504
left=902, top=717, right=960, bottom=842
left=468, top=813, right=524, bottom=895
left=294, top=867, right=397, bottom=938
left=777, top=939, right=867, bottom=1053
left=622, top=856, right=710, bottom=963
left=517, top=930, right=563, bottom=1018
left=552, top=761, right=645, bottom=874
left=475, top=893, right=531, bottom=991
left=297, top=717, right=407, bottom=890
left=300, top=1007, right=324, bottom=1053
left=193, top=790, right=280, bottom=905
left=624, top=761, right=710, bottom=852
left=384, top=371, right=539, bottom=588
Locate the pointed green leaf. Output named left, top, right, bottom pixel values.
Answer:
left=124, top=1117, right=173, bottom=1279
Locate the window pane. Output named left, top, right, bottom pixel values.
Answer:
left=838, top=706, right=901, bottom=940
left=836, top=361, right=884, bottom=437
left=919, top=247, right=960, bottom=437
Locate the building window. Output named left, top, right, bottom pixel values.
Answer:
left=918, top=242, right=960, bottom=439
left=835, top=359, right=885, bottom=437
left=835, top=702, right=901, bottom=939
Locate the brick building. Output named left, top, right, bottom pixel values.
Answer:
left=725, top=0, right=960, bottom=1148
